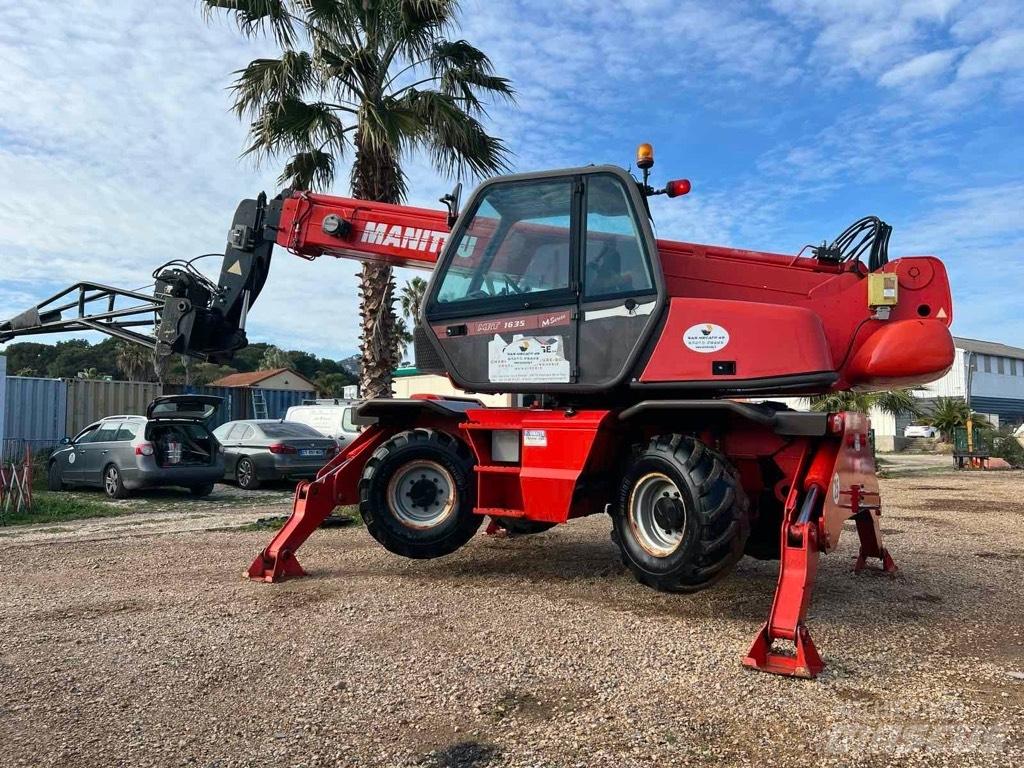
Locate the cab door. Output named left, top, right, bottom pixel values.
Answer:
left=575, top=172, right=663, bottom=388
left=424, top=173, right=580, bottom=392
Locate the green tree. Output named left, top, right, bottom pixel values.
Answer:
left=810, top=389, right=922, bottom=419
left=203, top=0, right=513, bottom=399
left=115, top=341, right=152, bottom=381
left=314, top=372, right=353, bottom=398
left=260, top=345, right=293, bottom=370
left=921, top=396, right=995, bottom=441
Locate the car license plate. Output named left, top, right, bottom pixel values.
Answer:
left=300, top=449, right=325, bottom=458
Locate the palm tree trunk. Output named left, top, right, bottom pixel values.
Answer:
left=351, top=130, right=404, bottom=400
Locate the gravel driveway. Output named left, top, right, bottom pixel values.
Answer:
left=1, top=470, right=1022, bottom=767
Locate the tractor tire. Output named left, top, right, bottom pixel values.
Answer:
left=493, top=517, right=556, bottom=535
left=103, top=464, right=129, bottom=500
left=359, top=428, right=482, bottom=559
left=613, top=435, right=749, bottom=593
left=47, top=461, right=65, bottom=492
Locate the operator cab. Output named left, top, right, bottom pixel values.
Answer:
left=421, top=166, right=665, bottom=394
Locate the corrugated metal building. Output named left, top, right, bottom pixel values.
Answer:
left=917, top=337, right=1024, bottom=426
left=0, top=356, right=6, bottom=450
left=3, top=375, right=68, bottom=457
left=65, top=379, right=161, bottom=436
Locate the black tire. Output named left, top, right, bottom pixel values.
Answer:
left=359, top=428, right=481, bottom=559
left=47, top=461, right=65, bottom=491
left=494, top=517, right=556, bottom=535
left=102, top=464, right=129, bottom=500
left=613, top=435, right=749, bottom=593
left=235, top=458, right=261, bottom=490
left=190, top=482, right=215, bottom=498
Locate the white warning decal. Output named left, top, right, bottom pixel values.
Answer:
left=683, top=323, right=730, bottom=353
left=488, top=334, right=571, bottom=383
left=936, top=307, right=948, bottom=319
left=523, top=429, right=547, bottom=447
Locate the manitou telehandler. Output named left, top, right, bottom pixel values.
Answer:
left=1, top=145, right=955, bottom=677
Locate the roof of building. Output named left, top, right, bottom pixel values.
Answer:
left=210, top=367, right=315, bottom=388
left=954, top=337, right=1024, bottom=360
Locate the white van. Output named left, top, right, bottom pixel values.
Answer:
left=284, top=401, right=361, bottom=448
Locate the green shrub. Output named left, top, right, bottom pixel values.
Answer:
left=992, top=431, right=1024, bottom=467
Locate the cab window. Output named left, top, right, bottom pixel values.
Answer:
left=584, top=175, right=654, bottom=299
left=433, top=178, right=573, bottom=309
left=73, top=425, right=100, bottom=444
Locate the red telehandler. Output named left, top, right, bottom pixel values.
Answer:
left=1, top=146, right=955, bottom=677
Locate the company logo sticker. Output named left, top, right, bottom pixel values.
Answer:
left=683, top=323, right=730, bottom=353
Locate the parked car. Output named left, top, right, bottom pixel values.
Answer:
left=47, top=395, right=224, bottom=499
left=212, top=420, right=338, bottom=490
left=284, top=401, right=361, bottom=448
left=904, top=424, right=939, bottom=438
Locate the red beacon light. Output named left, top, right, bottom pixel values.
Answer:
left=665, top=179, right=691, bottom=198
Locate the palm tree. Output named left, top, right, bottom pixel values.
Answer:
left=202, top=0, right=514, bottom=399
left=810, top=388, right=921, bottom=419
left=923, top=396, right=990, bottom=440
left=115, top=341, right=150, bottom=381
left=260, top=345, right=293, bottom=370
left=393, top=316, right=414, bottom=365
left=400, top=276, right=428, bottom=322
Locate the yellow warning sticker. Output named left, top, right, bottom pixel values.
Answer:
left=227, top=260, right=243, bottom=276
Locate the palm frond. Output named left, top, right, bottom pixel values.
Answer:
left=244, top=97, right=350, bottom=162
left=279, top=150, right=336, bottom=191
left=230, top=51, right=317, bottom=117
left=201, top=0, right=298, bottom=48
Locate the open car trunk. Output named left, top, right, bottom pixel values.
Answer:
left=147, top=422, right=216, bottom=468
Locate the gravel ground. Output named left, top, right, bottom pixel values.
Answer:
left=1, top=469, right=1022, bottom=767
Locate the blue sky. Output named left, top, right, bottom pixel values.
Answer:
left=0, top=0, right=1021, bottom=359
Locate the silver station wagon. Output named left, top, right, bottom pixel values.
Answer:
left=47, top=395, right=225, bottom=499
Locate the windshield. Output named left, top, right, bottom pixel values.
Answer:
left=259, top=422, right=324, bottom=438
left=433, top=178, right=573, bottom=308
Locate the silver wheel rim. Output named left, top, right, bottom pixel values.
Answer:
left=238, top=461, right=253, bottom=487
left=628, top=472, right=686, bottom=558
left=386, top=460, right=457, bottom=529
left=105, top=467, right=119, bottom=496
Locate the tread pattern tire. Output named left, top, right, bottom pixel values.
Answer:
left=47, top=462, right=64, bottom=492
left=359, top=428, right=481, bottom=559
left=613, top=435, right=749, bottom=593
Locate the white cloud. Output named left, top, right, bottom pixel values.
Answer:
left=957, top=30, right=1024, bottom=79
left=879, top=49, right=961, bottom=87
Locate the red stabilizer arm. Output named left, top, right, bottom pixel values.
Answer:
left=246, top=426, right=388, bottom=583
left=851, top=487, right=897, bottom=574
left=743, top=517, right=825, bottom=678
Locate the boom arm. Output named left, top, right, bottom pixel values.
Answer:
left=0, top=189, right=448, bottom=361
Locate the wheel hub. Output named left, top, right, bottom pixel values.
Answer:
left=407, top=477, right=440, bottom=510
left=628, top=472, right=687, bottom=558
left=653, top=495, right=684, bottom=532
left=386, top=460, right=457, bottom=529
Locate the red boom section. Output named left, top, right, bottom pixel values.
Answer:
left=276, top=192, right=450, bottom=269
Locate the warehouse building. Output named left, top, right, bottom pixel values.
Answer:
left=926, top=337, right=1024, bottom=426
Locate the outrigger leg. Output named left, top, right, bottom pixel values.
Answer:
left=849, top=484, right=898, bottom=574
left=743, top=485, right=826, bottom=679
left=246, top=427, right=387, bottom=582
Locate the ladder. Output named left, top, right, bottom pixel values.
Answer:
left=251, top=388, right=269, bottom=420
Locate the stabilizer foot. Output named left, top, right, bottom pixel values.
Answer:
left=246, top=549, right=307, bottom=583
left=852, top=506, right=898, bottom=575
left=743, top=623, right=824, bottom=679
